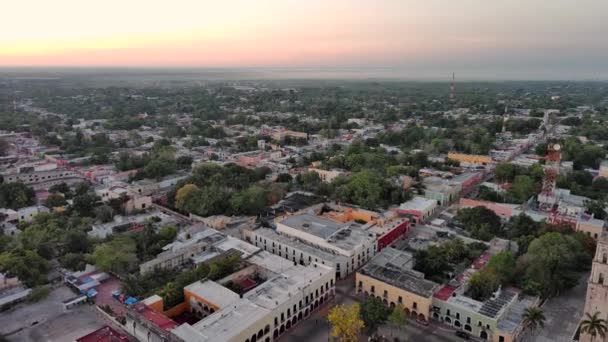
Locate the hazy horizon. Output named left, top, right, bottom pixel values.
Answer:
left=2, top=0, right=608, bottom=80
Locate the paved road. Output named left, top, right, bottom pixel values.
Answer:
left=526, top=272, right=589, bottom=342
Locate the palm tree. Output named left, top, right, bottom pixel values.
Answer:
left=581, top=312, right=608, bottom=341
left=522, top=306, right=546, bottom=335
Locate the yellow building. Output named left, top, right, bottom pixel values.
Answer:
left=448, top=152, right=492, bottom=165
left=576, top=217, right=606, bottom=240
left=356, top=247, right=438, bottom=322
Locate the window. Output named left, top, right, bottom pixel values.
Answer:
left=467, top=317, right=471, bottom=324
left=446, top=309, right=451, bottom=316
left=398, top=296, right=403, bottom=304
left=603, top=253, right=607, bottom=264
left=371, top=286, right=375, bottom=293
left=383, top=290, right=388, bottom=298
left=456, top=313, right=460, bottom=319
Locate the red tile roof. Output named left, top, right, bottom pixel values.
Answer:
left=433, top=285, right=456, bottom=301
left=76, top=325, right=129, bottom=342
left=132, top=303, right=178, bottom=331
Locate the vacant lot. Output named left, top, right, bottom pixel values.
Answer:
left=0, top=285, right=105, bottom=342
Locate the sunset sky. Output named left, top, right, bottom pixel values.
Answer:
left=2, top=0, right=608, bottom=78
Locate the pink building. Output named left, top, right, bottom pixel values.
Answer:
left=459, top=198, right=517, bottom=220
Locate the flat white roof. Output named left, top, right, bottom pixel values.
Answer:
left=185, top=280, right=240, bottom=309
left=399, top=196, right=437, bottom=211
left=174, top=299, right=270, bottom=342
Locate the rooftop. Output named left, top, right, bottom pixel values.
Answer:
left=253, top=227, right=349, bottom=263
left=185, top=280, right=240, bottom=309
left=280, top=213, right=347, bottom=239
left=398, top=196, right=437, bottom=211
left=174, top=299, right=270, bottom=342
left=245, top=264, right=333, bottom=310
left=76, top=325, right=129, bottom=342
left=359, top=247, right=439, bottom=298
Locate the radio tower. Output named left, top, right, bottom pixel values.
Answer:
left=449, top=72, right=455, bottom=103
left=538, top=143, right=561, bottom=211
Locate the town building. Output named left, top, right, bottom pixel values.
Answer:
left=250, top=203, right=408, bottom=278
left=76, top=325, right=129, bottom=342
left=307, top=168, right=348, bottom=183
left=423, top=177, right=461, bottom=206
left=447, top=153, right=493, bottom=166
left=431, top=239, right=536, bottom=342
left=356, top=247, right=439, bottom=322
left=580, top=232, right=608, bottom=342
left=576, top=216, right=606, bottom=240
left=394, top=196, right=438, bottom=223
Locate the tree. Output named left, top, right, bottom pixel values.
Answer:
left=520, top=232, right=591, bottom=297
left=296, top=171, right=322, bottom=192
left=275, top=173, right=293, bottom=183
left=494, top=163, right=518, bottom=182
left=0, top=250, right=49, bottom=287
left=92, top=236, right=138, bottom=275
left=44, top=193, right=67, bottom=208
left=175, top=184, right=200, bottom=210
left=388, top=305, right=407, bottom=337
left=505, top=213, right=540, bottom=239
left=361, top=296, right=391, bottom=333
left=0, top=182, right=36, bottom=209
left=328, top=303, right=365, bottom=342
left=229, top=185, right=269, bottom=215
left=522, top=307, right=545, bottom=335
left=508, top=175, right=536, bottom=203
left=95, top=205, right=115, bottom=223
left=580, top=312, right=608, bottom=341
left=469, top=269, right=500, bottom=301
left=0, top=138, right=8, bottom=156
left=72, top=193, right=99, bottom=217
left=455, top=206, right=502, bottom=241
left=335, top=170, right=385, bottom=210
left=585, top=200, right=607, bottom=220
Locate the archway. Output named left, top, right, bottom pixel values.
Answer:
left=364, top=291, right=369, bottom=297
left=273, top=330, right=278, bottom=339
left=390, top=302, right=396, bottom=309
left=257, top=329, right=264, bottom=339
left=280, top=325, right=285, bottom=334
left=433, top=312, right=440, bottom=320
left=480, top=331, right=488, bottom=340
left=305, top=309, right=309, bottom=316
left=405, top=308, right=411, bottom=316
left=292, top=317, right=297, bottom=326
left=286, top=321, right=292, bottom=329
left=418, top=314, right=426, bottom=322
left=454, top=320, right=461, bottom=328
left=411, top=311, right=417, bottom=318
left=298, top=312, right=303, bottom=320
left=464, top=324, right=472, bottom=332
left=264, top=325, right=270, bottom=334
left=382, top=299, right=388, bottom=306
left=445, top=317, right=452, bottom=324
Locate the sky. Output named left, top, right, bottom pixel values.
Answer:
left=2, top=0, right=608, bottom=79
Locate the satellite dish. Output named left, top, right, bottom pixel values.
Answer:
left=553, top=144, right=561, bottom=151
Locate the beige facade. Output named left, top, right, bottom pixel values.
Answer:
left=576, top=218, right=606, bottom=240
left=356, top=272, right=434, bottom=321
left=581, top=234, right=608, bottom=342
